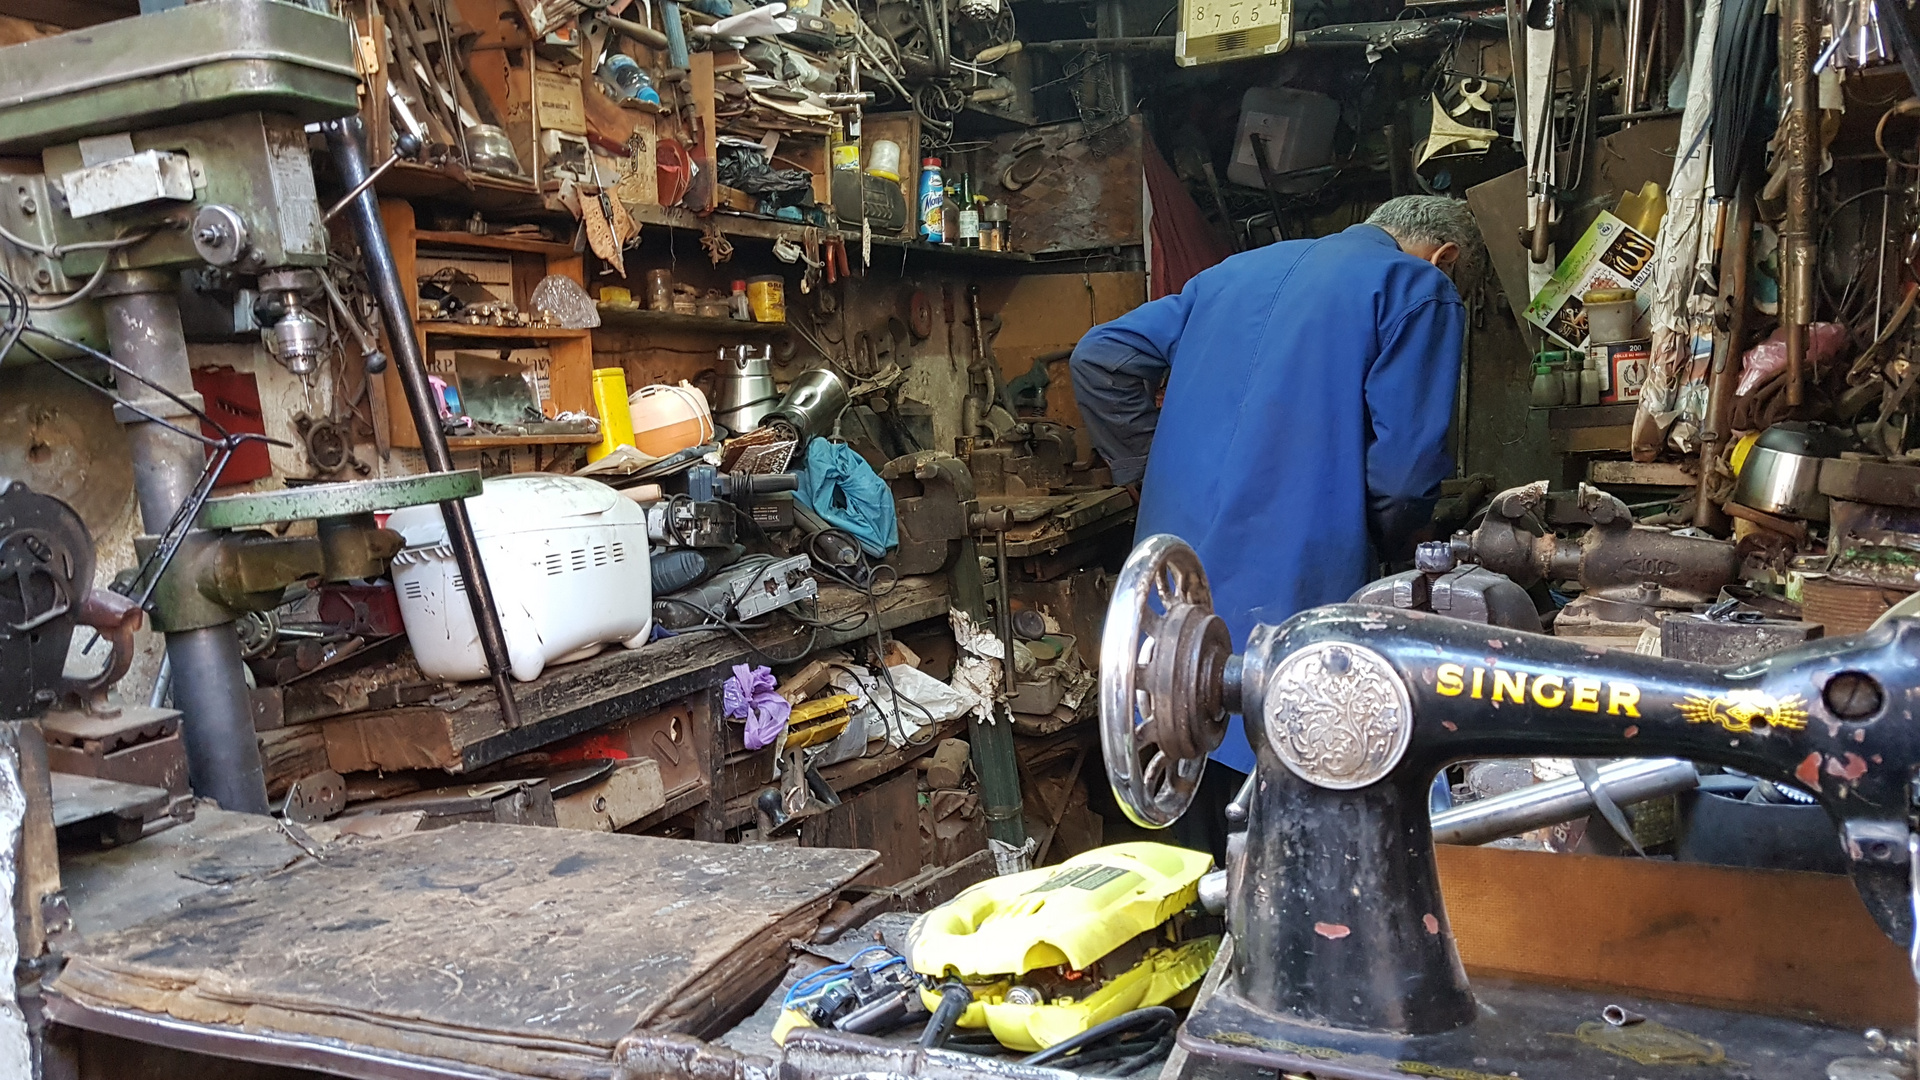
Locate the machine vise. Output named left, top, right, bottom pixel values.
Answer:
left=1101, top=533, right=1920, bottom=1080
left=1452, top=481, right=1739, bottom=625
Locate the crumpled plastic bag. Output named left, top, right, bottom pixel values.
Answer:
left=724, top=663, right=790, bottom=750
left=718, top=145, right=815, bottom=206
left=795, top=437, right=898, bottom=557
left=831, top=662, right=980, bottom=747
left=946, top=608, right=1003, bottom=723
left=531, top=274, right=601, bottom=329
left=1736, top=321, right=1850, bottom=397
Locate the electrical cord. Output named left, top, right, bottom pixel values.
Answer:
left=804, top=527, right=939, bottom=745
left=1019, top=1007, right=1178, bottom=1072
left=0, top=223, right=154, bottom=260
left=654, top=595, right=823, bottom=665
left=783, top=946, right=908, bottom=1009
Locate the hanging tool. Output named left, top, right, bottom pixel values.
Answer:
left=1521, top=0, right=1561, bottom=282
left=319, top=271, right=389, bottom=374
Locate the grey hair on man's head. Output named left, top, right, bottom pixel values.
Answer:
left=1365, top=195, right=1486, bottom=282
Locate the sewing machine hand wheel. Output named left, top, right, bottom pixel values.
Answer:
left=1100, top=534, right=1233, bottom=829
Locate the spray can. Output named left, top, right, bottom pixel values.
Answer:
left=917, top=157, right=944, bottom=243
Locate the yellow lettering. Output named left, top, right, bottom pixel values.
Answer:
left=1436, top=664, right=1464, bottom=697
left=1531, top=674, right=1566, bottom=708
left=1492, top=669, right=1526, bottom=703
left=1570, top=678, right=1601, bottom=712
left=1470, top=668, right=1484, bottom=699
left=1607, top=682, right=1641, bottom=717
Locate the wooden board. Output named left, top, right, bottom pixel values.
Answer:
left=54, top=824, right=876, bottom=1070
left=323, top=576, right=950, bottom=774
left=1437, top=843, right=1912, bottom=1029
left=1587, top=460, right=1695, bottom=487
left=977, top=115, right=1144, bottom=255
left=800, top=771, right=921, bottom=887
left=987, top=271, right=1146, bottom=464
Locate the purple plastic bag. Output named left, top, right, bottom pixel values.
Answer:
left=724, top=663, right=791, bottom=750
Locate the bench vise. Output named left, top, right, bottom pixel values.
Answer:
left=1100, top=533, right=1920, bottom=1080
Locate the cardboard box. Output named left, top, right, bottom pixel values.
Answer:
left=1524, top=212, right=1657, bottom=348
left=533, top=68, right=588, bottom=135
left=1590, top=340, right=1652, bottom=403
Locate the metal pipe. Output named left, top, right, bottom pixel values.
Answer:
left=166, top=627, right=269, bottom=812
left=100, top=273, right=268, bottom=814
left=1096, top=0, right=1131, bottom=114
left=1022, top=35, right=1172, bottom=51
left=602, top=12, right=671, bottom=50
left=1782, top=0, right=1818, bottom=407
left=1698, top=185, right=1754, bottom=529
left=971, top=529, right=1028, bottom=850
left=1429, top=758, right=1699, bottom=845
left=660, top=0, right=690, bottom=70
left=1623, top=0, right=1644, bottom=116
left=323, top=117, right=522, bottom=730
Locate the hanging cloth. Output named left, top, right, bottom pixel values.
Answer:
left=794, top=438, right=898, bottom=557
left=1635, top=0, right=1725, bottom=457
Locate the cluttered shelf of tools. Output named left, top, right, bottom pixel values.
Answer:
left=594, top=305, right=792, bottom=335
left=444, top=433, right=600, bottom=449
left=716, top=718, right=968, bottom=831
left=321, top=575, right=950, bottom=775
left=625, top=203, right=1035, bottom=268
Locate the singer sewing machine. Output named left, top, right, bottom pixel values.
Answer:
left=1100, top=534, right=1920, bottom=1080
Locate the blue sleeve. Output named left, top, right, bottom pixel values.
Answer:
left=1363, top=297, right=1464, bottom=558
left=1068, top=290, right=1194, bottom=485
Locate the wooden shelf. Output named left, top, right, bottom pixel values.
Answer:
left=374, top=160, right=544, bottom=214
left=626, top=203, right=1035, bottom=268
left=415, top=230, right=577, bottom=257
left=378, top=198, right=596, bottom=453
left=418, top=323, right=591, bottom=341
left=445, top=433, right=601, bottom=449
left=595, top=305, right=790, bottom=335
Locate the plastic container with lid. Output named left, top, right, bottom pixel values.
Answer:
left=1583, top=287, right=1642, bottom=344
left=587, top=367, right=636, bottom=463
left=629, top=381, right=714, bottom=456
left=1578, top=356, right=1603, bottom=405
left=747, top=275, right=786, bottom=322
left=387, top=474, right=653, bottom=683
left=1530, top=361, right=1564, bottom=407
left=867, top=138, right=902, bottom=182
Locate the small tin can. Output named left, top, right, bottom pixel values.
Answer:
left=747, top=275, right=786, bottom=323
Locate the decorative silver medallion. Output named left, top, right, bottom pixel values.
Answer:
left=1261, top=642, right=1411, bottom=789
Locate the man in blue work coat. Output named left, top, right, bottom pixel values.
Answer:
left=1070, top=195, right=1484, bottom=858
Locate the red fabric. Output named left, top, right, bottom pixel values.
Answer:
left=1144, top=135, right=1232, bottom=300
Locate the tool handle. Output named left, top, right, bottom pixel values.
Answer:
left=917, top=983, right=972, bottom=1049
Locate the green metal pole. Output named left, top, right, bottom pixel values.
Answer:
left=951, top=534, right=1026, bottom=849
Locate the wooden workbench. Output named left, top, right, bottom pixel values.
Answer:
left=321, top=576, right=950, bottom=776
left=52, top=812, right=875, bottom=1079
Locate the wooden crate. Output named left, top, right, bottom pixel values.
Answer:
left=375, top=199, right=597, bottom=451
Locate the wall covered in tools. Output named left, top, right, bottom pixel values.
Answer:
left=0, top=0, right=1159, bottom=898
left=6, top=0, right=1920, bottom=1076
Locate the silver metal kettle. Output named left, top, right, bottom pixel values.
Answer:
left=713, top=345, right=777, bottom=433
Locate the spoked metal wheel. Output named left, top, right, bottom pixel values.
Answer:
left=1099, top=534, right=1233, bottom=828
